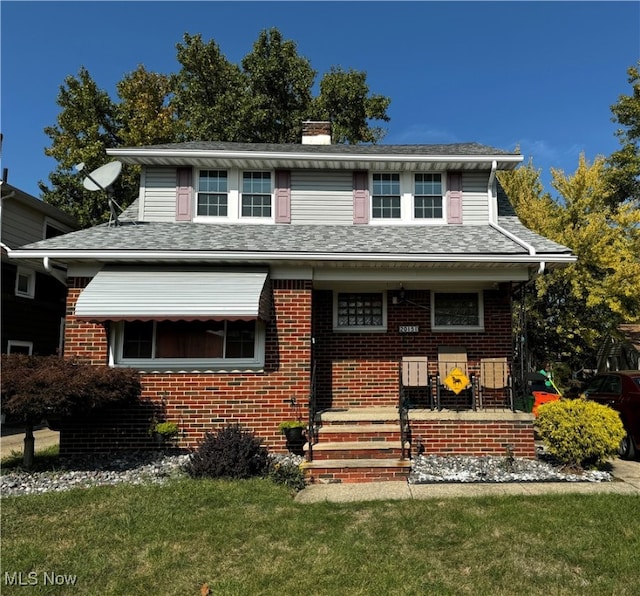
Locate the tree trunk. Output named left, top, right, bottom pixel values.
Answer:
left=23, top=423, right=35, bottom=470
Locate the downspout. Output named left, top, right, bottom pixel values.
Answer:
left=486, top=160, right=546, bottom=275
left=43, top=256, right=68, bottom=286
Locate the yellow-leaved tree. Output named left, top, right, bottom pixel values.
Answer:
left=499, top=154, right=640, bottom=371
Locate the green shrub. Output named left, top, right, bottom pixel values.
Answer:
left=267, top=460, right=306, bottom=492
left=535, top=398, right=625, bottom=470
left=185, top=424, right=268, bottom=480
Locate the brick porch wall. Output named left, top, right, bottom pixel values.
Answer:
left=61, top=277, right=312, bottom=455
left=313, top=286, right=513, bottom=409
left=409, top=419, right=536, bottom=458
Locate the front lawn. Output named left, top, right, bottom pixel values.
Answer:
left=1, top=478, right=639, bottom=595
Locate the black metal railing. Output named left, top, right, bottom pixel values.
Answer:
left=398, top=362, right=410, bottom=460
left=306, top=360, right=317, bottom=462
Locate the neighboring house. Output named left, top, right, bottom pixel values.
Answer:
left=1, top=181, right=78, bottom=356
left=597, top=324, right=640, bottom=372
left=9, top=122, right=576, bottom=482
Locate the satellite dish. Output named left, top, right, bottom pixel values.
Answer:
left=75, top=160, right=125, bottom=226
left=82, top=160, right=122, bottom=191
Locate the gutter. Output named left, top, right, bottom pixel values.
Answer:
left=8, top=248, right=576, bottom=266
left=485, top=160, right=547, bottom=274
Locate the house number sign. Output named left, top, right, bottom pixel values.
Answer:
left=398, top=325, right=419, bottom=334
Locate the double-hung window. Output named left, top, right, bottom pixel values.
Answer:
left=432, top=292, right=483, bottom=331
left=197, top=170, right=228, bottom=217
left=242, top=172, right=272, bottom=218
left=372, top=173, right=401, bottom=219
left=414, top=173, right=443, bottom=219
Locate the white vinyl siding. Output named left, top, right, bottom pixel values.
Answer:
left=141, top=167, right=180, bottom=222
left=461, top=172, right=489, bottom=224
left=290, top=171, right=353, bottom=225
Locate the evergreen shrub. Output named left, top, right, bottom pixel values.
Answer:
left=535, top=398, right=625, bottom=470
left=185, top=424, right=269, bottom=479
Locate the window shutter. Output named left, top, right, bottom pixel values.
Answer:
left=176, top=167, right=193, bottom=221
left=447, top=172, right=463, bottom=224
left=274, top=170, right=291, bottom=223
left=353, top=171, right=369, bottom=224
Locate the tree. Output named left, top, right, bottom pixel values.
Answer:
left=171, top=33, right=247, bottom=142
left=41, top=29, right=391, bottom=227
left=39, top=67, right=126, bottom=227
left=313, top=66, right=390, bottom=144
left=241, top=28, right=315, bottom=143
left=1, top=355, right=141, bottom=469
left=606, top=62, right=640, bottom=208
left=499, top=155, right=640, bottom=372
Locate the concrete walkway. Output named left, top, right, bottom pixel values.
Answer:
left=295, top=458, right=640, bottom=503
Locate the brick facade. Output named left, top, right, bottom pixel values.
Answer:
left=61, top=277, right=313, bottom=455
left=60, top=278, right=531, bottom=459
left=313, top=286, right=513, bottom=409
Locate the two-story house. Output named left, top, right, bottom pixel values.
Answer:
left=1, top=181, right=78, bottom=357
left=9, top=122, right=576, bottom=482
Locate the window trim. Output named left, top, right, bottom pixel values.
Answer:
left=431, top=291, right=484, bottom=332
left=368, top=171, right=447, bottom=225
left=110, top=319, right=266, bottom=371
left=333, top=291, right=388, bottom=333
left=7, top=340, right=33, bottom=355
left=193, top=168, right=274, bottom=224
left=15, top=267, right=35, bottom=299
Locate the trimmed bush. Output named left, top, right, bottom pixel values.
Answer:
left=536, top=398, right=625, bottom=470
left=185, top=424, right=268, bottom=479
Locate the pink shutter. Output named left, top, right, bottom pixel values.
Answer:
left=274, top=170, right=291, bottom=223
left=176, top=167, right=193, bottom=221
left=353, top=171, right=369, bottom=224
left=447, top=172, right=463, bottom=224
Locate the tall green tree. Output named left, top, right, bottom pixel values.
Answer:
left=241, top=28, right=315, bottom=143
left=171, top=33, right=246, bottom=142
left=314, top=67, right=390, bottom=144
left=42, top=29, right=391, bottom=227
left=606, top=61, right=640, bottom=208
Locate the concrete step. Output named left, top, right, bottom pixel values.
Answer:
left=305, top=440, right=408, bottom=460
left=301, top=458, right=412, bottom=484
left=315, top=423, right=401, bottom=442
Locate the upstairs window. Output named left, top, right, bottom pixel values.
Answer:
left=197, top=170, right=228, bottom=217
left=432, top=292, right=483, bottom=331
left=242, top=172, right=272, bottom=218
left=414, top=173, right=443, bottom=219
left=372, top=173, right=401, bottom=219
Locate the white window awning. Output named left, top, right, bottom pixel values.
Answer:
left=75, top=268, right=271, bottom=322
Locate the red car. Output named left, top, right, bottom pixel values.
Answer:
left=583, top=371, right=640, bottom=460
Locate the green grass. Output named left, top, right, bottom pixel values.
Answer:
left=1, top=478, right=639, bottom=595
left=1, top=445, right=60, bottom=474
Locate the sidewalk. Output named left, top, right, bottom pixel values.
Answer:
left=295, top=459, right=640, bottom=503
left=0, top=426, right=60, bottom=460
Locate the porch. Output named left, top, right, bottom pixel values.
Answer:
left=301, top=406, right=536, bottom=484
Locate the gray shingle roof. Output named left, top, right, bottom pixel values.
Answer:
left=15, top=220, right=571, bottom=257
left=113, top=141, right=517, bottom=157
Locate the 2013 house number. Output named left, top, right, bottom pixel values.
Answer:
left=398, top=325, right=419, bottom=333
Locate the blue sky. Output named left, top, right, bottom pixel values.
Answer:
left=1, top=1, right=638, bottom=200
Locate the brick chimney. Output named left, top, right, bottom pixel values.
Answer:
left=301, top=121, right=332, bottom=145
